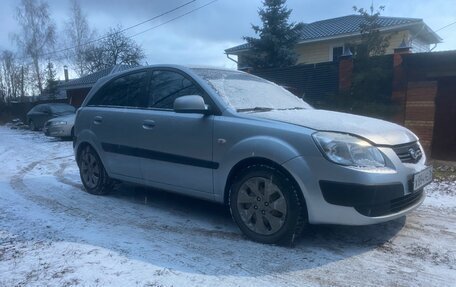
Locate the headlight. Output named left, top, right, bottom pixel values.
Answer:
left=51, top=121, right=67, bottom=126
left=312, top=132, right=385, bottom=167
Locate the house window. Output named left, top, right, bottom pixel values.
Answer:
left=332, top=46, right=344, bottom=61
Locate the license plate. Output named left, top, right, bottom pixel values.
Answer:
left=413, top=166, right=433, bottom=191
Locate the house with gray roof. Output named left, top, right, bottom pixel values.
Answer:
left=225, top=15, right=442, bottom=68
left=58, top=65, right=135, bottom=107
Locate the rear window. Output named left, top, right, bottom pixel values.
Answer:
left=50, top=104, right=75, bottom=113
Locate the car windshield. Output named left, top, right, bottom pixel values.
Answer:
left=50, top=104, right=75, bottom=114
left=192, top=68, right=312, bottom=112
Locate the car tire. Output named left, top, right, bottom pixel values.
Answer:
left=229, top=164, right=307, bottom=245
left=29, top=120, right=37, bottom=131
left=78, top=145, right=113, bottom=195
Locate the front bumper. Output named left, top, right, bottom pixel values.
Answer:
left=319, top=181, right=424, bottom=217
left=44, top=125, right=72, bottom=137
left=282, top=145, right=430, bottom=225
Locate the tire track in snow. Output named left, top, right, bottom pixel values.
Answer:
left=9, top=157, right=309, bottom=285
left=4, top=128, right=455, bottom=286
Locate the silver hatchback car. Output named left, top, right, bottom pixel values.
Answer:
left=74, top=65, right=432, bottom=244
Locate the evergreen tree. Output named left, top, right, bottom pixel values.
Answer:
left=243, top=0, right=304, bottom=69
left=45, top=61, right=58, bottom=99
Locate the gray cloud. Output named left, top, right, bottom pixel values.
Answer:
left=1, top=0, right=455, bottom=73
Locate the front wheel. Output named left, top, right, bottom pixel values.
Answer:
left=29, top=120, right=37, bottom=131
left=78, top=145, right=113, bottom=195
left=229, top=164, right=306, bottom=245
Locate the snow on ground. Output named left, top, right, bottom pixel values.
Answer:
left=0, top=126, right=455, bottom=287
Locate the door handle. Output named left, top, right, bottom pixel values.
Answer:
left=93, top=116, right=103, bottom=124
left=142, top=120, right=156, bottom=130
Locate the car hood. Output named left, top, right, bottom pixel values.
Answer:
left=250, top=109, right=417, bottom=146
left=48, top=113, right=75, bottom=124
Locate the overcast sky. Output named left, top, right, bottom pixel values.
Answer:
left=1, top=0, right=455, bottom=79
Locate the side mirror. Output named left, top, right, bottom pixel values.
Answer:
left=173, top=95, right=209, bottom=114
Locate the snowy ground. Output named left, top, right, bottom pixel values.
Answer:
left=0, top=126, right=455, bottom=287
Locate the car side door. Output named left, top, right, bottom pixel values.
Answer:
left=138, top=69, right=215, bottom=196
left=31, top=105, right=51, bottom=128
left=41, top=105, right=54, bottom=125
left=83, top=70, right=149, bottom=181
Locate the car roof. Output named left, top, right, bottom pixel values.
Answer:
left=97, top=64, right=239, bottom=81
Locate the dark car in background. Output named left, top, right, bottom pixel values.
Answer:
left=26, top=103, right=75, bottom=131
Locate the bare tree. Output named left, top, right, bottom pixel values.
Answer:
left=65, top=0, right=95, bottom=76
left=13, top=0, right=56, bottom=95
left=0, top=50, right=21, bottom=101
left=82, top=26, right=145, bottom=73
left=0, top=65, right=4, bottom=103
left=353, top=4, right=391, bottom=58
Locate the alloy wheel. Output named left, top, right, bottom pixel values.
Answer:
left=236, top=176, right=288, bottom=235
left=80, top=147, right=101, bottom=189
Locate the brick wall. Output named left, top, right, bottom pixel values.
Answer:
left=404, top=81, right=438, bottom=153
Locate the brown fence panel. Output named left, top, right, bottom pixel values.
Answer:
left=251, top=62, right=339, bottom=105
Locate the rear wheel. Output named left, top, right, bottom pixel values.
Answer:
left=229, top=164, right=306, bottom=245
left=78, top=145, right=113, bottom=195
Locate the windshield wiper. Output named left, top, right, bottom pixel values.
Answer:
left=277, top=107, right=306, bottom=111
left=237, top=107, right=274, bottom=113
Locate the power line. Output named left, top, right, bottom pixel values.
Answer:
left=129, top=0, right=219, bottom=38
left=57, top=0, right=218, bottom=62
left=22, top=0, right=196, bottom=61
left=435, top=20, right=456, bottom=32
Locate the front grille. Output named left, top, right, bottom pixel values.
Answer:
left=355, top=189, right=424, bottom=217
left=392, top=142, right=422, bottom=163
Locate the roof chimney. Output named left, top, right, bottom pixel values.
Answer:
left=394, top=39, right=412, bottom=54
left=64, top=65, right=69, bottom=82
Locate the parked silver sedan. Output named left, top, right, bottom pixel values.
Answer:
left=44, top=113, right=75, bottom=138
left=73, top=65, right=432, bottom=244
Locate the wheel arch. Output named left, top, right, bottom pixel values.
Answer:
left=75, top=141, right=92, bottom=166
left=223, top=157, right=307, bottom=211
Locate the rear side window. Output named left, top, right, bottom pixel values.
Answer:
left=148, top=70, right=202, bottom=109
left=41, top=105, right=51, bottom=113
left=89, top=71, right=147, bottom=108
left=33, top=105, right=45, bottom=112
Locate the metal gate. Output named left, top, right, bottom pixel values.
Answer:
left=432, top=77, right=456, bottom=161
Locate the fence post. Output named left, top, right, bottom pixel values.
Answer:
left=338, top=49, right=353, bottom=93
left=391, top=40, right=412, bottom=125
